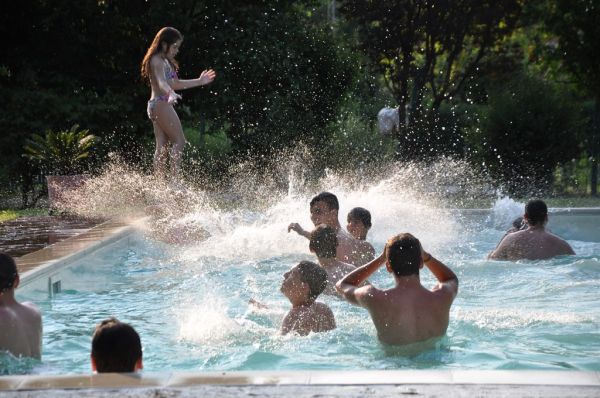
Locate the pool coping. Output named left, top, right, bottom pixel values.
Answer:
left=15, top=218, right=135, bottom=288
left=0, top=370, right=599, bottom=390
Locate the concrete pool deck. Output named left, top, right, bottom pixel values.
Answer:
left=2, top=211, right=600, bottom=397
left=1, top=370, right=599, bottom=397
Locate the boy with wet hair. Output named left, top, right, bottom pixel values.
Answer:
left=0, top=253, right=42, bottom=359
left=336, top=233, right=458, bottom=346
left=347, top=207, right=376, bottom=258
left=288, top=191, right=374, bottom=265
left=309, top=224, right=358, bottom=295
left=489, top=199, right=575, bottom=260
left=91, top=317, right=143, bottom=373
left=346, top=207, right=371, bottom=240
left=280, top=261, right=336, bottom=335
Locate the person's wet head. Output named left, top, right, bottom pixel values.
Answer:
left=0, top=253, right=19, bottom=295
left=347, top=207, right=372, bottom=240
left=524, top=199, right=548, bottom=227
left=385, top=233, right=423, bottom=277
left=309, top=224, right=338, bottom=259
left=281, top=261, right=328, bottom=306
left=91, top=318, right=143, bottom=373
left=309, top=192, right=339, bottom=227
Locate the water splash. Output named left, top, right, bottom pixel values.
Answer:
left=55, top=156, right=498, bottom=260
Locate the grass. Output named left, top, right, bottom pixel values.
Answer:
left=0, top=208, right=48, bottom=223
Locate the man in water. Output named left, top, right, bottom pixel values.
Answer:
left=288, top=192, right=374, bottom=266
left=0, top=253, right=42, bottom=359
left=488, top=199, right=575, bottom=260
left=336, top=233, right=458, bottom=346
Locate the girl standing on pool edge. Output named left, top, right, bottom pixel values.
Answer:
left=141, top=27, right=216, bottom=178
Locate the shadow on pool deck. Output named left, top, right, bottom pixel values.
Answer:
left=0, top=215, right=104, bottom=258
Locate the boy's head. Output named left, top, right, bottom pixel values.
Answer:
left=524, top=199, right=548, bottom=227
left=385, top=233, right=423, bottom=277
left=281, top=261, right=327, bottom=304
left=309, top=192, right=339, bottom=226
left=91, top=318, right=143, bottom=373
left=347, top=207, right=372, bottom=240
left=0, top=253, right=19, bottom=295
left=309, top=224, right=338, bottom=259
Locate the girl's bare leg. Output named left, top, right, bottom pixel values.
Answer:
left=152, top=102, right=186, bottom=179
left=151, top=119, right=170, bottom=178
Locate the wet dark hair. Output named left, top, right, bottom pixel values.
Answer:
left=309, top=224, right=338, bottom=258
left=347, top=207, right=372, bottom=229
left=512, top=216, right=524, bottom=230
left=91, top=318, right=142, bottom=373
left=0, top=253, right=18, bottom=294
left=386, top=233, right=422, bottom=277
left=310, top=192, right=339, bottom=211
left=296, top=261, right=328, bottom=300
left=525, top=199, right=548, bottom=227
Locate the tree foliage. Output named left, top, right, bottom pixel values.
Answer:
left=468, top=74, right=579, bottom=194
left=339, top=0, right=522, bottom=128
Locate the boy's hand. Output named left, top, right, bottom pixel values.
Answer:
left=288, top=222, right=304, bottom=234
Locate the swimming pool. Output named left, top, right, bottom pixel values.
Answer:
left=8, top=199, right=600, bottom=375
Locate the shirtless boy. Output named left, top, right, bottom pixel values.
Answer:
left=280, top=261, right=336, bottom=336
left=346, top=207, right=375, bottom=259
left=0, top=253, right=42, bottom=359
left=288, top=192, right=374, bottom=266
left=309, top=224, right=358, bottom=295
left=488, top=199, right=575, bottom=261
left=336, top=233, right=458, bottom=346
left=91, top=317, right=143, bottom=373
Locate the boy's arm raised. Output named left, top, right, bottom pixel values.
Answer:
left=423, top=252, right=458, bottom=298
left=336, top=252, right=385, bottom=306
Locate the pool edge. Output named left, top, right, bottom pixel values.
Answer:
left=0, top=370, right=599, bottom=391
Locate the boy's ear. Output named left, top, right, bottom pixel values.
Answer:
left=13, top=274, right=20, bottom=289
left=385, top=260, right=392, bottom=273
left=91, top=355, right=97, bottom=372
left=135, top=357, right=143, bottom=371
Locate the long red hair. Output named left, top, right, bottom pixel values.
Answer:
left=141, top=27, right=183, bottom=83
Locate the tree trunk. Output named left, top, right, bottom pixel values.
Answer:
left=591, top=97, right=599, bottom=196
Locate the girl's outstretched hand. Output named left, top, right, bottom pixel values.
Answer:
left=199, top=69, right=216, bottom=85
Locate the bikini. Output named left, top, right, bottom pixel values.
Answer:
left=147, top=60, right=178, bottom=119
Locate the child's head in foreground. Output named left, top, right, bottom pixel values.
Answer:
left=91, top=317, right=143, bottom=373
left=281, top=261, right=328, bottom=306
left=347, top=207, right=372, bottom=240
left=0, top=253, right=18, bottom=295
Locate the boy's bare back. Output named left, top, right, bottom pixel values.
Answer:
left=0, top=301, right=42, bottom=359
left=360, top=282, right=454, bottom=345
left=281, top=302, right=335, bottom=336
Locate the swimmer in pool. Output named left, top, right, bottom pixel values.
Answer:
left=488, top=199, right=575, bottom=261
left=91, top=317, right=143, bottom=373
left=309, top=224, right=359, bottom=296
left=336, top=233, right=458, bottom=346
left=346, top=207, right=376, bottom=259
left=0, top=253, right=42, bottom=359
left=280, top=261, right=336, bottom=336
left=288, top=192, right=375, bottom=266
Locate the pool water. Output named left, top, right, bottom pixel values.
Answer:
left=8, top=197, right=600, bottom=375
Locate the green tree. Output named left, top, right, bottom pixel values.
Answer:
left=468, top=74, right=579, bottom=194
left=541, top=0, right=600, bottom=195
